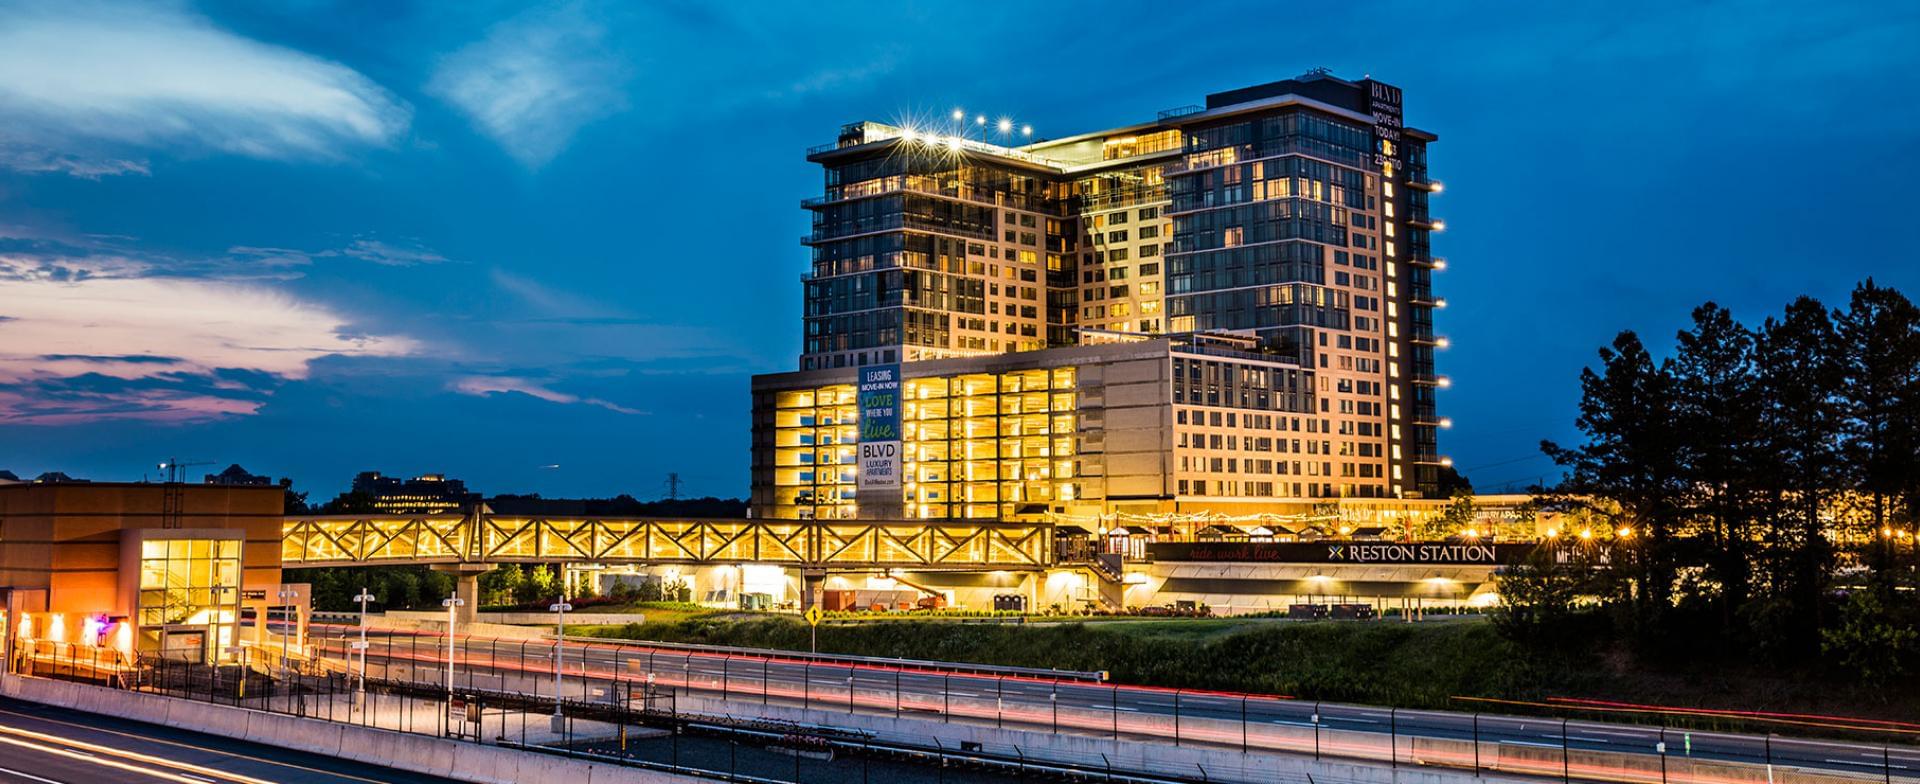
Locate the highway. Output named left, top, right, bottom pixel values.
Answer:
left=311, top=625, right=1920, bottom=784
left=0, top=697, right=461, bottom=784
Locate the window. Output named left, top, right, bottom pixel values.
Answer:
left=137, top=538, right=242, bottom=661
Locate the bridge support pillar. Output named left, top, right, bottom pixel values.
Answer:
left=432, top=564, right=489, bottom=625
left=800, top=570, right=826, bottom=610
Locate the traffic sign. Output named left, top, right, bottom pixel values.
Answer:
left=804, top=606, right=823, bottom=626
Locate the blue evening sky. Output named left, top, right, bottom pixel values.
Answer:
left=1, top=1, right=1915, bottom=499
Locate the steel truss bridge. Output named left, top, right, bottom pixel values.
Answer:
left=281, top=514, right=1056, bottom=571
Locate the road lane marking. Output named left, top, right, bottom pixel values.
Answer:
left=0, top=765, right=64, bottom=784
left=0, top=734, right=235, bottom=784
left=0, top=706, right=391, bottom=784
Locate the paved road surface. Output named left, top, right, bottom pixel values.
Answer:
left=0, top=697, right=462, bottom=784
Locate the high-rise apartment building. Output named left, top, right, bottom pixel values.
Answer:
left=767, top=70, right=1447, bottom=516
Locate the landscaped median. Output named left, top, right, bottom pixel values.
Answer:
left=0, top=674, right=701, bottom=784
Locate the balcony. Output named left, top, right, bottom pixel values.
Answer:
left=803, top=180, right=1060, bottom=214
left=804, top=213, right=998, bottom=245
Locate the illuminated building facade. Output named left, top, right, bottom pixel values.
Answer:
left=784, top=70, right=1448, bottom=511
left=0, top=482, right=285, bottom=665
left=756, top=336, right=1340, bottom=521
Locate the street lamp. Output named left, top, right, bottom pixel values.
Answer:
left=440, top=595, right=464, bottom=700
left=549, top=595, right=573, bottom=734
left=275, top=587, right=299, bottom=685
left=352, top=588, right=376, bottom=708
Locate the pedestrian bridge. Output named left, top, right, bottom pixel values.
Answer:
left=280, top=514, right=1056, bottom=571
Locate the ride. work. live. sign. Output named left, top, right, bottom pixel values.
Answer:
left=856, top=364, right=902, bottom=492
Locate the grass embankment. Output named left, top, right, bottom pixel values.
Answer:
left=577, top=614, right=1920, bottom=726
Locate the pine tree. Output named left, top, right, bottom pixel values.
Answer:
left=1755, top=296, right=1844, bottom=645
left=1670, top=303, right=1764, bottom=620
left=1833, top=280, right=1920, bottom=590
left=1542, top=331, right=1687, bottom=632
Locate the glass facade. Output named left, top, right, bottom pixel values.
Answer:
left=795, top=73, right=1446, bottom=501
left=137, top=538, right=241, bottom=661
left=765, top=367, right=1078, bottom=521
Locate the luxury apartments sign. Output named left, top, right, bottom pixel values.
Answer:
left=856, top=363, right=902, bottom=493
left=1150, top=541, right=1532, bottom=565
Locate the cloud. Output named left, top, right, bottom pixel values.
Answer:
left=0, top=147, right=150, bottom=180
left=0, top=0, right=410, bottom=174
left=0, top=274, right=417, bottom=424
left=450, top=375, right=641, bottom=414
left=340, top=239, right=448, bottom=266
left=225, top=239, right=452, bottom=270
left=427, top=2, right=630, bottom=167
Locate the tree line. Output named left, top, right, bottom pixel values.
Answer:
left=1500, top=279, right=1920, bottom=686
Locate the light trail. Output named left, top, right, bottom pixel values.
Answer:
left=0, top=706, right=396, bottom=784
left=0, top=732, right=271, bottom=784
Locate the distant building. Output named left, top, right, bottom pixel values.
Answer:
left=204, top=464, right=274, bottom=486
left=348, top=471, right=478, bottom=514
left=0, top=470, right=19, bottom=484
left=32, top=472, right=85, bottom=484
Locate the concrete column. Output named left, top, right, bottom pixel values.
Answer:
left=454, top=574, right=479, bottom=624
left=801, top=570, right=826, bottom=610
left=432, top=564, right=489, bottom=625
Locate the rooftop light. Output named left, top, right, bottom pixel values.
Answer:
left=951, top=108, right=964, bottom=121
left=997, top=118, right=1013, bottom=133
left=1021, top=125, right=1033, bottom=137
left=975, top=115, right=986, bottom=126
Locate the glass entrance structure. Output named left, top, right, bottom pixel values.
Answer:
left=136, top=538, right=241, bottom=662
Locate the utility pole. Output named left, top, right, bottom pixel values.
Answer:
left=664, top=473, right=683, bottom=501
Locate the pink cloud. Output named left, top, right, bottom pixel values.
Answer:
left=0, top=269, right=416, bottom=424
